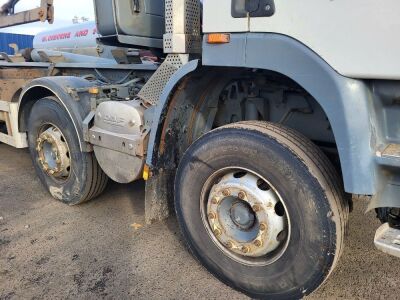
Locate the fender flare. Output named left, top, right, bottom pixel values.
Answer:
left=18, top=76, right=95, bottom=152
left=146, top=59, right=199, bottom=167
left=201, top=33, right=378, bottom=195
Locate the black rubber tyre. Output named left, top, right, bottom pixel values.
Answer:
left=0, top=122, right=6, bottom=144
left=175, top=121, right=348, bottom=299
left=27, top=97, right=108, bottom=205
left=0, top=122, right=6, bottom=134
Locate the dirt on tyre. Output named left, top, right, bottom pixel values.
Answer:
left=27, top=97, right=108, bottom=205
left=175, top=121, right=348, bottom=299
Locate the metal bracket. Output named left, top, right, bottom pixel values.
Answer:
left=88, top=126, right=146, bottom=157
left=0, top=101, right=27, bottom=148
left=374, top=223, right=400, bottom=258
left=82, top=111, right=95, bottom=144
left=0, top=0, right=54, bottom=29
left=0, top=52, right=12, bottom=62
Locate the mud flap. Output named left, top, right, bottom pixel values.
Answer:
left=144, top=169, right=175, bottom=224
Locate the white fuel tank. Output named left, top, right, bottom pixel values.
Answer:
left=33, top=21, right=99, bottom=50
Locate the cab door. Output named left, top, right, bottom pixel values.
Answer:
left=246, top=0, right=400, bottom=79
left=203, top=0, right=248, bottom=33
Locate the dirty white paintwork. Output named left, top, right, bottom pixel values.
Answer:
left=203, top=0, right=248, bottom=33
left=204, top=0, right=400, bottom=79
left=33, top=21, right=98, bottom=50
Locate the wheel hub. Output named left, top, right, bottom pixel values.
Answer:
left=36, top=126, right=70, bottom=179
left=205, top=171, right=288, bottom=259
left=230, top=201, right=255, bottom=230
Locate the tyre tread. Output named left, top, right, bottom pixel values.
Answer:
left=28, top=97, right=108, bottom=205
left=77, top=153, right=108, bottom=204
left=222, top=121, right=348, bottom=274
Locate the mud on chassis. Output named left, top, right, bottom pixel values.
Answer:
left=1, top=0, right=400, bottom=299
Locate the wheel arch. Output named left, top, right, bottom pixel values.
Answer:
left=148, top=34, right=379, bottom=195
left=18, top=76, right=96, bottom=152
left=202, top=33, right=379, bottom=195
left=146, top=59, right=199, bottom=166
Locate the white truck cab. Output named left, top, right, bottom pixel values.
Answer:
left=0, top=0, right=399, bottom=298
left=205, top=0, right=400, bottom=79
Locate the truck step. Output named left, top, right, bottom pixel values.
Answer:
left=374, top=223, right=400, bottom=258
left=375, top=144, right=400, bottom=167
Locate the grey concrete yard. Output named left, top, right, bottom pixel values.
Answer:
left=1, top=143, right=399, bottom=299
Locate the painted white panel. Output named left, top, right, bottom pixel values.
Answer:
left=250, top=0, right=400, bottom=79
left=203, top=0, right=248, bottom=33
left=34, top=22, right=98, bottom=50
left=0, top=101, right=27, bottom=148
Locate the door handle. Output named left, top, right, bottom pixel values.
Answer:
left=232, top=0, right=275, bottom=18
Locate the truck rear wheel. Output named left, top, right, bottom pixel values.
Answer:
left=175, top=121, right=348, bottom=299
left=27, top=97, right=108, bottom=205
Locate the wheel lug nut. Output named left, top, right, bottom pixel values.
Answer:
left=238, top=191, right=246, bottom=200
left=253, top=204, right=261, bottom=212
left=49, top=170, right=55, bottom=175
left=211, top=197, right=219, bottom=205
left=208, top=212, right=216, bottom=220
left=222, top=189, right=230, bottom=197
left=254, top=239, right=263, bottom=247
left=213, top=228, right=222, bottom=236
left=226, top=241, right=233, bottom=249
left=241, top=246, right=250, bottom=254
left=259, top=223, right=267, bottom=231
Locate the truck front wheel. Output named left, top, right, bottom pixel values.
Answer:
left=175, top=121, right=348, bottom=299
left=27, top=97, right=108, bottom=205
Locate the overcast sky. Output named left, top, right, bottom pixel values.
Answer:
left=0, top=0, right=95, bottom=34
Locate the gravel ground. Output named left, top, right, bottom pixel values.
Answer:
left=1, top=143, right=400, bottom=299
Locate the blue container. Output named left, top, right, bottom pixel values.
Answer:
left=0, top=32, right=34, bottom=55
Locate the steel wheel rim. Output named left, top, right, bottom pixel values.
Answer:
left=200, top=167, right=291, bottom=266
left=36, top=123, right=71, bottom=182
